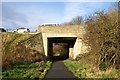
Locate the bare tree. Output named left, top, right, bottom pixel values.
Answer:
left=70, top=16, right=83, bottom=25
left=62, top=16, right=83, bottom=25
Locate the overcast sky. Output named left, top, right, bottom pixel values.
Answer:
left=0, top=0, right=117, bottom=31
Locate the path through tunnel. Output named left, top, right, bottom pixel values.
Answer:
left=47, top=37, right=77, bottom=61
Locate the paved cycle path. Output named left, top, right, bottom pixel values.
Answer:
left=43, top=61, right=79, bottom=80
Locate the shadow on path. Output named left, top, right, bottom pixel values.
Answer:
left=43, top=61, right=79, bottom=80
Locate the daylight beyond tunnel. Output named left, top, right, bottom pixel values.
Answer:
left=47, top=37, right=77, bottom=60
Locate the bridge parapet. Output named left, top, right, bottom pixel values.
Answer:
left=38, top=25, right=85, bottom=34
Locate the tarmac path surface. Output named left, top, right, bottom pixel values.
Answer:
left=43, top=61, right=79, bottom=80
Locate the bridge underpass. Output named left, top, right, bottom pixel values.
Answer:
left=47, top=37, right=77, bottom=60
left=38, top=25, right=87, bottom=59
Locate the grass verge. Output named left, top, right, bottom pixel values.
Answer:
left=2, top=61, right=52, bottom=80
left=63, top=60, right=119, bottom=78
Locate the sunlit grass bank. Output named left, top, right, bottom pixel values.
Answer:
left=64, top=60, right=120, bottom=78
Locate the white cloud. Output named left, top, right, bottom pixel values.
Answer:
left=64, top=2, right=89, bottom=22
left=64, top=2, right=113, bottom=22
left=10, top=5, right=64, bottom=30
left=1, top=2, right=114, bottom=31
left=1, top=3, right=64, bottom=31
left=2, top=5, right=28, bottom=29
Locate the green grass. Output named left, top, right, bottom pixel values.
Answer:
left=2, top=61, right=52, bottom=80
left=63, top=60, right=87, bottom=78
left=63, top=60, right=119, bottom=78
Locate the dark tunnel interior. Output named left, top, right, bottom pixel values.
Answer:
left=47, top=37, right=76, bottom=61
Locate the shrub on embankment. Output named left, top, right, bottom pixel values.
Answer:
left=2, top=32, right=47, bottom=68
left=76, top=4, right=120, bottom=71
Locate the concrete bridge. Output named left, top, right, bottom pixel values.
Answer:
left=19, top=25, right=89, bottom=59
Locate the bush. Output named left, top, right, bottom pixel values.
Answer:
left=83, top=3, right=119, bottom=69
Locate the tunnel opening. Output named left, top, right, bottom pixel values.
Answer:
left=47, top=37, right=77, bottom=61
left=52, top=42, right=69, bottom=60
